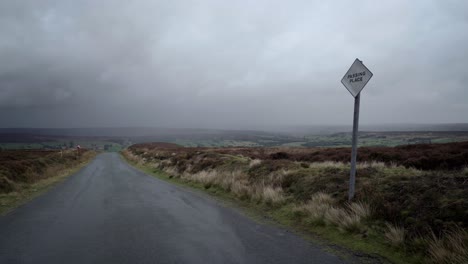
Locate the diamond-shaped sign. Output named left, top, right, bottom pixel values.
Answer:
left=341, top=59, right=373, bottom=97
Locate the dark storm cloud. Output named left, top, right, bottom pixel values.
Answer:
left=1, top=0, right=467, bottom=128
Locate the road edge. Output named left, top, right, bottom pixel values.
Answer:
left=120, top=152, right=390, bottom=264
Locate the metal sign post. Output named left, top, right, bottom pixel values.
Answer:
left=349, top=92, right=360, bottom=201
left=341, top=59, right=373, bottom=201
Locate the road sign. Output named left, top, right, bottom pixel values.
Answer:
left=341, top=58, right=373, bottom=201
left=341, top=59, right=373, bottom=97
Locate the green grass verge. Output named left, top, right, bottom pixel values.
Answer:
left=0, top=153, right=97, bottom=215
left=121, top=154, right=426, bottom=264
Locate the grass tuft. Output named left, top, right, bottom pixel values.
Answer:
left=295, top=192, right=334, bottom=225
left=385, top=223, right=405, bottom=247
left=249, top=159, right=262, bottom=168
left=348, top=201, right=372, bottom=220
left=426, top=228, right=468, bottom=264
left=261, top=186, right=285, bottom=205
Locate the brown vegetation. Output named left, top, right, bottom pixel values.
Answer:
left=124, top=141, right=468, bottom=263
left=0, top=149, right=94, bottom=193
left=130, top=140, right=468, bottom=171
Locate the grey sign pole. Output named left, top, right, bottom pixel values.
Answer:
left=341, top=59, right=373, bottom=201
left=349, top=92, right=360, bottom=201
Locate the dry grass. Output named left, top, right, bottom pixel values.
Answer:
left=153, top=160, right=286, bottom=205
left=324, top=202, right=371, bottom=233
left=309, top=161, right=347, bottom=169
left=426, top=228, right=468, bottom=264
left=220, top=170, right=249, bottom=193
left=295, top=193, right=371, bottom=233
left=231, top=180, right=250, bottom=198
left=123, top=143, right=468, bottom=263
left=1, top=149, right=97, bottom=214
left=348, top=202, right=372, bottom=220
left=121, top=150, right=142, bottom=164
left=296, top=192, right=334, bottom=225
left=357, top=161, right=386, bottom=169
left=385, top=223, right=406, bottom=247
left=129, top=140, right=468, bottom=170
left=307, top=161, right=388, bottom=170
left=163, top=166, right=178, bottom=176
left=0, top=149, right=96, bottom=193
left=188, top=170, right=217, bottom=187
left=325, top=207, right=363, bottom=233
left=261, top=186, right=285, bottom=204
left=249, top=159, right=262, bottom=168
left=310, top=192, right=335, bottom=204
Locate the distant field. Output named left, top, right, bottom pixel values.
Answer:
left=1, top=130, right=468, bottom=150
left=124, top=141, right=468, bottom=264
left=303, top=131, right=468, bottom=147
left=0, top=138, right=124, bottom=152
left=168, top=131, right=468, bottom=148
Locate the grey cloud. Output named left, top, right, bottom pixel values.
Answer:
left=0, top=0, right=467, bottom=129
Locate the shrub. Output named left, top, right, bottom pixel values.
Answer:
left=270, top=152, right=289, bottom=160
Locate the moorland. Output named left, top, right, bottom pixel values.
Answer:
left=123, top=141, right=468, bottom=264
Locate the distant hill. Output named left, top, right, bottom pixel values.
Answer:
left=1, top=125, right=468, bottom=149
left=1, top=123, right=467, bottom=138
left=0, top=127, right=273, bottom=138
left=267, top=123, right=468, bottom=136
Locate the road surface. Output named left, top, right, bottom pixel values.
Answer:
left=0, top=153, right=346, bottom=264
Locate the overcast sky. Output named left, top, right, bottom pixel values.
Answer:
left=0, top=0, right=467, bottom=129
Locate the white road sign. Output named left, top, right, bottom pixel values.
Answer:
left=341, top=59, right=373, bottom=97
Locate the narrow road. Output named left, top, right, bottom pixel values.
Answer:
left=0, top=153, right=345, bottom=264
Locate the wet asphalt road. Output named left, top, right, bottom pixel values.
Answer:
left=0, top=153, right=346, bottom=264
